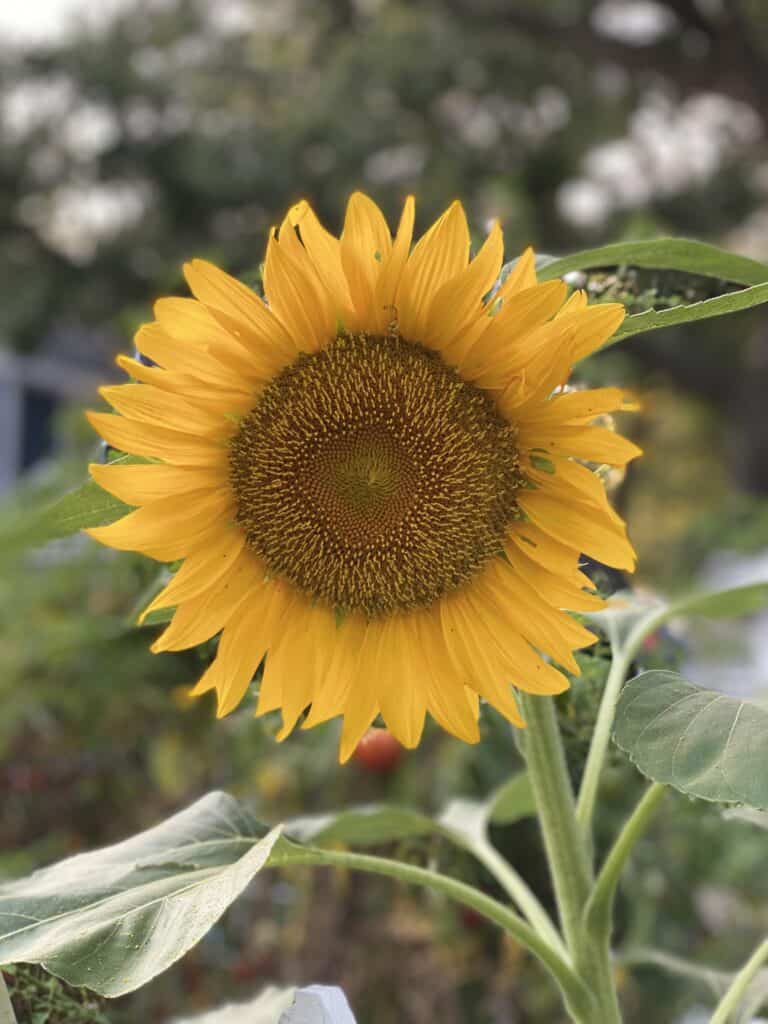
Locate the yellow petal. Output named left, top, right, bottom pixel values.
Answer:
left=465, top=588, right=572, bottom=694
left=372, top=195, right=415, bottom=333
left=493, top=246, right=536, bottom=301
left=507, top=523, right=582, bottom=576
left=461, top=281, right=568, bottom=381
left=415, top=607, right=480, bottom=742
left=135, top=323, right=245, bottom=389
left=503, top=542, right=604, bottom=612
left=368, top=616, right=426, bottom=749
left=519, top=489, right=636, bottom=570
left=139, top=530, right=245, bottom=623
left=527, top=457, right=624, bottom=525
left=290, top=201, right=356, bottom=325
left=471, top=561, right=593, bottom=674
left=440, top=594, right=526, bottom=724
left=183, top=259, right=288, bottom=342
left=153, top=297, right=234, bottom=347
left=520, top=424, right=642, bottom=465
left=339, top=686, right=379, bottom=764
left=114, top=356, right=254, bottom=414
left=88, top=461, right=227, bottom=506
left=99, top=384, right=232, bottom=438
left=263, top=227, right=334, bottom=350
left=86, top=488, right=231, bottom=562
left=396, top=200, right=470, bottom=341
left=424, top=220, right=504, bottom=351
left=191, top=578, right=291, bottom=717
left=202, top=305, right=294, bottom=379
left=498, top=334, right=576, bottom=415
left=86, top=411, right=224, bottom=467
left=340, top=192, right=393, bottom=322
left=272, top=601, right=338, bottom=741
left=570, top=304, right=626, bottom=361
left=302, top=614, right=368, bottom=728
left=520, top=386, right=629, bottom=427
left=556, top=289, right=588, bottom=316
left=151, top=550, right=263, bottom=652
left=153, top=297, right=266, bottom=382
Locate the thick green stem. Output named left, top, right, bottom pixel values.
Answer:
left=0, top=974, right=16, bottom=1024
left=519, top=693, right=621, bottom=1024
left=519, top=694, right=592, bottom=948
left=576, top=609, right=667, bottom=840
left=470, top=835, right=568, bottom=959
left=710, top=936, right=768, bottom=1024
left=281, top=843, right=592, bottom=1020
left=585, top=782, right=666, bottom=940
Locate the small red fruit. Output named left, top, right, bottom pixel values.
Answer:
left=352, top=728, right=403, bottom=773
left=642, top=632, right=660, bottom=653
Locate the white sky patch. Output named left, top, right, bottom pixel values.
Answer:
left=558, top=92, right=764, bottom=228
left=0, top=0, right=286, bottom=45
left=592, top=0, right=678, bottom=46
left=0, top=0, right=130, bottom=44
left=18, top=181, right=153, bottom=262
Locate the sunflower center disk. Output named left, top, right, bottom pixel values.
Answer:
left=229, top=333, right=524, bottom=617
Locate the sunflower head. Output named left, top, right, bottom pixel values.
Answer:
left=229, top=329, right=525, bottom=617
left=87, top=192, right=639, bottom=761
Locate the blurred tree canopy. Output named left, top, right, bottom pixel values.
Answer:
left=2, top=0, right=768, bottom=489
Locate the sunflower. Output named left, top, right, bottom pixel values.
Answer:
left=86, top=194, right=639, bottom=761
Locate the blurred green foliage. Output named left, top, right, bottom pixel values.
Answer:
left=2, top=1, right=768, bottom=1021
left=3, top=964, right=110, bottom=1024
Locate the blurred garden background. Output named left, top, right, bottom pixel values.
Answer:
left=2, top=1, right=768, bottom=1021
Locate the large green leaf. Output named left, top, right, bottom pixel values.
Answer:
left=531, top=240, right=768, bottom=344
left=487, top=772, right=537, bottom=826
left=537, top=239, right=768, bottom=286
left=0, top=791, right=512, bottom=999
left=0, top=792, right=282, bottom=997
left=610, top=281, right=768, bottom=343
left=668, top=581, right=768, bottom=620
left=614, top=671, right=768, bottom=808
left=0, top=785, right=546, bottom=1005
left=0, top=458, right=133, bottom=560
left=285, top=805, right=436, bottom=846
left=27, top=478, right=130, bottom=539
left=286, top=773, right=535, bottom=851
left=589, top=581, right=768, bottom=658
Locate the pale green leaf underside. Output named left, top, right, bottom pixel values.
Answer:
left=614, top=671, right=768, bottom=809
left=0, top=780, right=537, bottom=999
left=0, top=792, right=282, bottom=997
left=169, top=986, right=297, bottom=1024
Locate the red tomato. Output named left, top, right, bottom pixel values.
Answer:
left=353, top=728, right=403, bottom=773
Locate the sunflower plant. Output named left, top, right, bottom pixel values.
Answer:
left=2, top=195, right=768, bottom=1023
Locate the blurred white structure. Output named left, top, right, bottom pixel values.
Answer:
left=0, top=328, right=112, bottom=493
